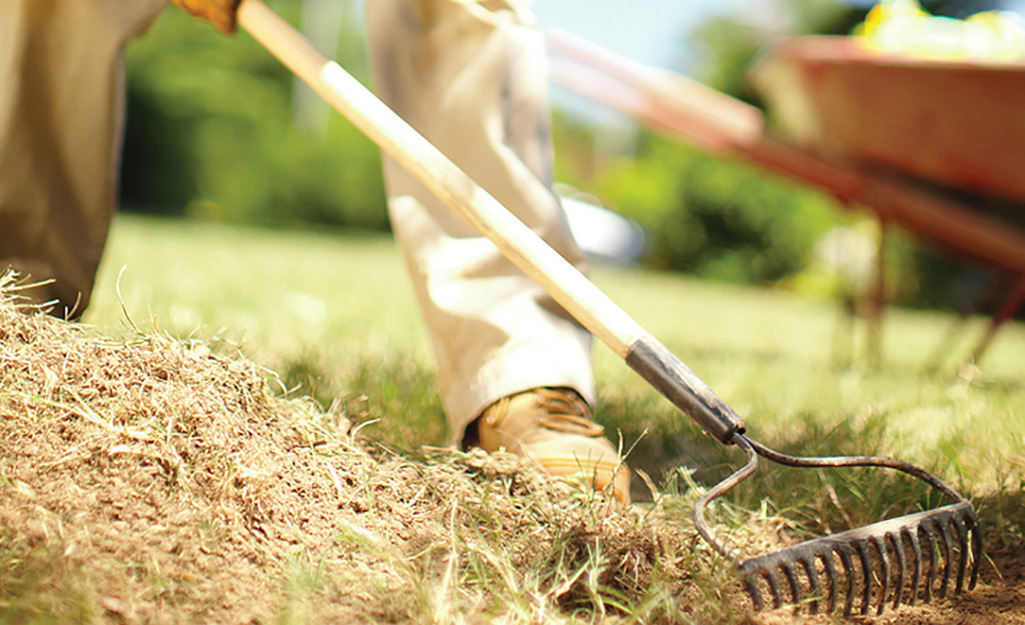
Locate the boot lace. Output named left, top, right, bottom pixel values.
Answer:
left=535, top=387, right=605, bottom=437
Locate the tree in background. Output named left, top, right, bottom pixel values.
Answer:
left=120, top=1, right=388, bottom=230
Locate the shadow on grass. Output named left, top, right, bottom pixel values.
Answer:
left=276, top=347, right=449, bottom=451
left=975, top=481, right=1025, bottom=551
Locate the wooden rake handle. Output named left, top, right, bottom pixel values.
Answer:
left=236, top=0, right=745, bottom=444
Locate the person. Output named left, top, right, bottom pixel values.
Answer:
left=0, top=0, right=630, bottom=504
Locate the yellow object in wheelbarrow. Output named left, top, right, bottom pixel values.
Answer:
left=751, top=21, right=1025, bottom=204
left=854, top=0, right=1025, bottom=63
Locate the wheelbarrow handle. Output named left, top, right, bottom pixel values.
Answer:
left=235, top=0, right=745, bottom=444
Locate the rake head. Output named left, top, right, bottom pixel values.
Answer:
left=692, top=434, right=983, bottom=618
left=739, top=501, right=981, bottom=617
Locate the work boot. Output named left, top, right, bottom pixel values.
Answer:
left=473, top=387, right=630, bottom=504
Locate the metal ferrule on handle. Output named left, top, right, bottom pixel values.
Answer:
left=237, top=0, right=746, bottom=444
left=626, top=337, right=745, bottom=443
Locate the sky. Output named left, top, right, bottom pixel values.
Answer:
left=529, top=0, right=1025, bottom=122
left=532, top=0, right=748, bottom=73
left=532, top=0, right=1025, bottom=71
left=530, top=0, right=752, bottom=123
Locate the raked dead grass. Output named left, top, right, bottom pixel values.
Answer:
left=3, top=216, right=1025, bottom=623
left=0, top=274, right=743, bottom=624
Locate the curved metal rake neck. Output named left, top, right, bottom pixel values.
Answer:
left=693, top=434, right=758, bottom=560
left=743, top=436, right=966, bottom=503
left=691, top=432, right=970, bottom=561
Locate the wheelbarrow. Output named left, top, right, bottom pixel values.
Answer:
left=547, top=30, right=1025, bottom=369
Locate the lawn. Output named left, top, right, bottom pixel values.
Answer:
left=13, top=212, right=1011, bottom=622
left=89, top=214, right=1025, bottom=492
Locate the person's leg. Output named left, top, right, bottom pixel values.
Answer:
left=366, top=0, right=628, bottom=502
left=366, top=0, right=594, bottom=434
left=0, top=0, right=165, bottom=316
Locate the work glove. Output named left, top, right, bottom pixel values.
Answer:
left=170, top=0, right=243, bottom=34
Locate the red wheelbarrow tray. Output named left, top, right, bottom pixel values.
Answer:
left=547, top=29, right=1025, bottom=278
left=547, top=29, right=1025, bottom=365
left=751, top=35, right=1025, bottom=206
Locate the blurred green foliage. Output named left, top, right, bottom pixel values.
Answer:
left=688, top=0, right=868, bottom=105
left=593, top=135, right=840, bottom=285
left=120, top=2, right=388, bottom=230
left=552, top=0, right=1008, bottom=305
left=549, top=0, right=867, bottom=287
left=119, top=0, right=1009, bottom=309
left=673, top=0, right=1007, bottom=303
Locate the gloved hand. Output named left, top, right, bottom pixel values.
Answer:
left=170, top=0, right=242, bottom=34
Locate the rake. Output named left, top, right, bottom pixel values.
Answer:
left=697, top=437, right=980, bottom=616
left=234, top=0, right=982, bottom=615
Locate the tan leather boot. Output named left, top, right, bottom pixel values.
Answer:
left=475, top=387, right=630, bottom=505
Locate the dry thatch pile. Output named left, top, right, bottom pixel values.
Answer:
left=4, top=274, right=1023, bottom=625
left=0, top=276, right=708, bottom=624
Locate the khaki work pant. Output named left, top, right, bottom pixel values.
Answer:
left=0, top=0, right=166, bottom=315
left=0, top=0, right=594, bottom=438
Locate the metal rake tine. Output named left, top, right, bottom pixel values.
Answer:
left=872, top=534, right=890, bottom=616
left=969, top=513, right=982, bottom=590
left=781, top=562, right=802, bottom=612
left=766, top=569, right=784, bottom=610
left=953, top=515, right=969, bottom=594
left=905, top=527, right=923, bottom=607
left=938, top=518, right=954, bottom=598
left=799, top=556, right=821, bottom=615
left=923, top=522, right=938, bottom=602
left=890, top=531, right=907, bottom=610
left=837, top=545, right=856, bottom=618
left=743, top=576, right=764, bottom=611
left=855, top=540, right=873, bottom=616
left=820, top=552, right=838, bottom=614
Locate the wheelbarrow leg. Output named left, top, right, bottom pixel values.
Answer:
left=925, top=270, right=1008, bottom=373
left=965, top=275, right=1025, bottom=368
left=866, top=217, right=889, bottom=369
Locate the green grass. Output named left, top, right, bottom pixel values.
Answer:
left=89, top=213, right=1025, bottom=544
